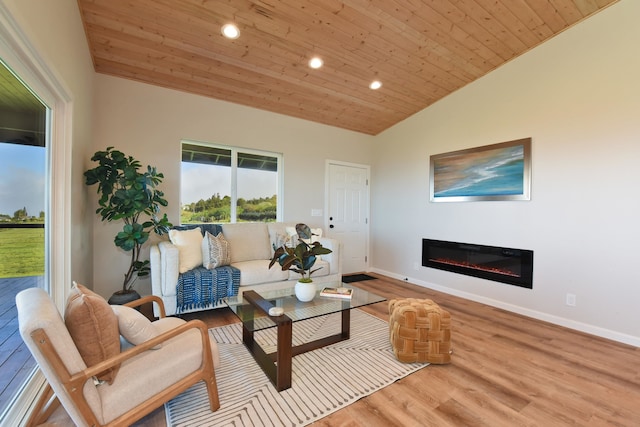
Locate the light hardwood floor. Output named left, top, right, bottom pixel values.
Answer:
left=42, top=274, right=640, bottom=426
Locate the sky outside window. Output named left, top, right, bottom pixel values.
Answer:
left=0, top=142, right=45, bottom=218
left=181, top=161, right=277, bottom=205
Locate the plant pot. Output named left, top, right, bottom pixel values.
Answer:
left=108, top=290, right=141, bottom=305
left=294, top=281, right=316, bottom=302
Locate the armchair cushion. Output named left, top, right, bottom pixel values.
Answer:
left=111, top=305, right=161, bottom=349
left=169, top=227, right=204, bottom=273
left=153, top=317, right=221, bottom=369
left=98, top=319, right=216, bottom=421
left=64, top=282, right=120, bottom=384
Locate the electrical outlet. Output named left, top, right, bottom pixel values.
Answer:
left=413, top=262, right=420, bottom=271
left=566, top=293, right=576, bottom=307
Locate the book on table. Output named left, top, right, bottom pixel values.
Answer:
left=320, top=287, right=353, bottom=299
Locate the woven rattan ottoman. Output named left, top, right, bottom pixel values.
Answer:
left=389, top=298, right=452, bottom=364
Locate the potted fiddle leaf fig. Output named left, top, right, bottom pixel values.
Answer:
left=84, top=147, right=172, bottom=303
left=269, top=223, right=332, bottom=301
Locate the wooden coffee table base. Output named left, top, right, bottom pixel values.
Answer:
left=242, top=291, right=350, bottom=391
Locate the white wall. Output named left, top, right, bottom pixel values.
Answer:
left=2, top=0, right=95, bottom=290
left=91, top=75, right=372, bottom=297
left=371, top=0, right=640, bottom=346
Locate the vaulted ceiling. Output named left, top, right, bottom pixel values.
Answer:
left=77, top=0, right=618, bottom=135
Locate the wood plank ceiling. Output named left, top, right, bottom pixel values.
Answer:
left=77, top=0, right=618, bottom=135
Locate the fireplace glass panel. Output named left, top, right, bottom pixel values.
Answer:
left=422, top=239, right=533, bottom=288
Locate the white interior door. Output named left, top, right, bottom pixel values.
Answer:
left=325, top=161, right=369, bottom=274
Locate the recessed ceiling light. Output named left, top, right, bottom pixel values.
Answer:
left=308, top=57, right=323, bottom=69
left=221, top=23, right=240, bottom=39
left=369, top=80, right=382, bottom=90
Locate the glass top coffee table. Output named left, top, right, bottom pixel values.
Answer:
left=225, top=283, right=386, bottom=391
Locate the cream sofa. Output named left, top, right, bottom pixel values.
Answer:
left=150, top=222, right=342, bottom=316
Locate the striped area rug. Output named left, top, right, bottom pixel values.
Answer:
left=165, top=309, right=428, bottom=426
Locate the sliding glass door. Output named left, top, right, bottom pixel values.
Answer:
left=0, top=59, right=48, bottom=418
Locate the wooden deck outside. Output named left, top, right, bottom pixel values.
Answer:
left=0, top=276, right=43, bottom=416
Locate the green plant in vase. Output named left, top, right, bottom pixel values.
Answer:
left=84, top=147, right=172, bottom=302
left=269, top=223, right=332, bottom=301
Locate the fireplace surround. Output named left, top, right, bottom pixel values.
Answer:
left=422, top=239, right=533, bottom=288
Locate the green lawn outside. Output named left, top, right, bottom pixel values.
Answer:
left=0, top=228, right=45, bottom=278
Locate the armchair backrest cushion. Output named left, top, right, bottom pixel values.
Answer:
left=65, top=282, right=121, bottom=383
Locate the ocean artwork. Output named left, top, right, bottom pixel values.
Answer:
left=431, top=139, right=531, bottom=201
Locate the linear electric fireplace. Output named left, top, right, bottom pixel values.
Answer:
left=422, top=239, right=533, bottom=289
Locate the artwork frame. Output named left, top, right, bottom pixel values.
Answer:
left=430, top=137, right=531, bottom=202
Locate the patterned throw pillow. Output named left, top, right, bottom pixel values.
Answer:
left=289, top=227, right=324, bottom=259
left=202, top=231, right=231, bottom=269
left=274, top=232, right=296, bottom=250
left=285, top=226, right=322, bottom=245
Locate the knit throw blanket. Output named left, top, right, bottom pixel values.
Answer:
left=176, top=266, right=240, bottom=313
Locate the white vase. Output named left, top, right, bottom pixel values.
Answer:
left=295, top=281, right=316, bottom=302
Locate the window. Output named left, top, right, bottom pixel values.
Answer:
left=181, top=142, right=282, bottom=223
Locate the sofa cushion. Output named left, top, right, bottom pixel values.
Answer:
left=222, top=223, right=271, bottom=263
left=169, top=227, right=203, bottom=273
left=201, top=231, right=231, bottom=269
left=65, top=282, right=120, bottom=384
left=111, top=305, right=161, bottom=349
left=231, top=259, right=289, bottom=286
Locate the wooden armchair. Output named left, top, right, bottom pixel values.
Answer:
left=16, top=287, right=220, bottom=427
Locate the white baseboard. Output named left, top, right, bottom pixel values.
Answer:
left=369, top=268, right=640, bottom=348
